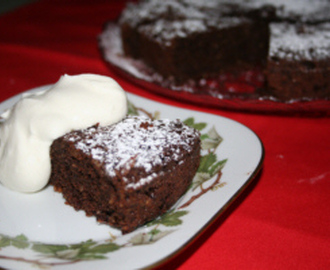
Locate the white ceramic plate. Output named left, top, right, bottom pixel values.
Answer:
left=0, top=86, right=264, bottom=270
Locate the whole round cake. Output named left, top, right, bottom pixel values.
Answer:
left=109, top=0, right=330, bottom=101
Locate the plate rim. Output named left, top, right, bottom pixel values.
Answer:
left=0, top=85, right=265, bottom=270
left=99, top=22, right=330, bottom=116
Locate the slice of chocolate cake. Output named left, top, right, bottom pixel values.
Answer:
left=266, top=22, right=330, bottom=100
left=119, top=0, right=269, bottom=84
left=49, top=116, right=200, bottom=234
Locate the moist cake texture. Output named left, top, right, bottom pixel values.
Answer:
left=267, top=22, right=330, bottom=100
left=119, top=0, right=270, bottom=83
left=50, top=116, right=201, bottom=234
left=117, top=0, right=330, bottom=101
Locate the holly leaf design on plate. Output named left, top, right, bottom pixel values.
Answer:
left=0, top=234, right=29, bottom=249
left=200, top=126, right=223, bottom=150
left=183, top=117, right=207, bottom=131
left=10, top=234, right=30, bottom=249
left=32, top=242, right=71, bottom=256
left=0, top=107, right=228, bottom=269
left=146, top=209, right=188, bottom=227
left=0, top=234, right=11, bottom=248
left=193, top=154, right=227, bottom=187
left=179, top=120, right=227, bottom=208
left=127, top=100, right=139, bottom=115
left=32, top=239, right=121, bottom=260
left=129, top=229, right=173, bottom=246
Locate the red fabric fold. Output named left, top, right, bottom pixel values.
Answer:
left=0, top=1, right=329, bottom=269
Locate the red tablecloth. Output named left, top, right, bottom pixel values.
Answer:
left=1, top=1, right=329, bottom=269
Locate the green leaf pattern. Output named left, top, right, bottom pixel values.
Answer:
left=0, top=234, right=29, bottom=249
left=200, top=126, right=223, bottom=150
left=127, top=100, right=139, bottom=115
left=129, top=229, right=173, bottom=246
left=147, top=209, right=188, bottom=227
left=0, top=103, right=227, bottom=268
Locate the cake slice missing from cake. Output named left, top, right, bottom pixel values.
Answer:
left=114, top=0, right=330, bottom=101
left=49, top=115, right=200, bottom=234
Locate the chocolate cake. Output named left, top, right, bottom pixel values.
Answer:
left=117, top=0, right=330, bottom=101
left=119, top=0, right=270, bottom=83
left=267, top=22, right=330, bottom=100
left=49, top=116, right=201, bottom=234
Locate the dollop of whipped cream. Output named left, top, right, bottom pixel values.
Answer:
left=0, top=74, right=127, bottom=193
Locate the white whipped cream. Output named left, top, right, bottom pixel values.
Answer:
left=0, top=74, right=127, bottom=193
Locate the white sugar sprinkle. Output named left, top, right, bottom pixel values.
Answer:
left=120, top=0, right=252, bottom=44
left=65, top=116, right=199, bottom=189
left=270, top=22, right=330, bottom=60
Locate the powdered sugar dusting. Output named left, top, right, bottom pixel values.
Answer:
left=119, top=0, right=207, bottom=27
left=65, top=116, right=200, bottom=189
left=119, top=0, right=250, bottom=45
left=120, top=0, right=330, bottom=28
left=139, top=19, right=207, bottom=46
left=188, top=0, right=330, bottom=22
left=119, top=0, right=330, bottom=47
left=270, top=22, right=330, bottom=60
left=247, top=0, right=330, bottom=22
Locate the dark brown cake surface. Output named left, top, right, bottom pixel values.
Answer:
left=119, top=0, right=270, bottom=83
left=267, top=22, right=330, bottom=100
left=238, top=0, right=330, bottom=23
left=50, top=116, right=201, bottom=234
left=116, top=0, right=330, bottom=101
